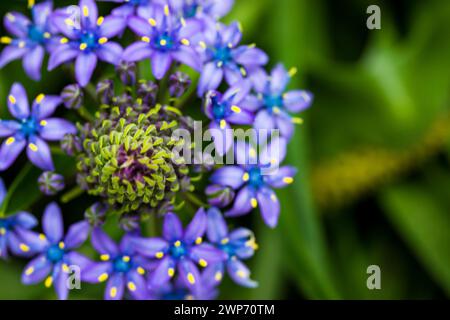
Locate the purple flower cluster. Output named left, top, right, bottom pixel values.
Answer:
left=0, top=0, right=314, bottom=300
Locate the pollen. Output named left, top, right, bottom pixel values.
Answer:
left=8, top=95, right=16, bottom=104
left=122, top=256, right=130, bottom=262
left=283, top=177, right=294, bottom=184
left=242, top=172, right=250, bottom=182
left=110, top=287, right=117, bottom=298
left=174, top=240, right=181, bottom=247
left=199, top=259, right=208, bottom=267
left=58, top=242, right=65, bottom=249
left=62, top=264, right=70, bottom=272
left=98, top=37, right=108, bottom=45
left=168, top=268, right=175, bottom=277
left=291, top=117, right=303, bottom=124
left=6, top=137, right=15, bottom=145
left=148, top=18, right=157, bottom=27
left=195, top=237, right=202, bottom=245
left=98, top=273, right=109, bottom=282
left=82, top=6, right=89, bottom=17
left=220, top=119, right=227, bottom=130
left=44, top=32, right=51, bottom=39
left=181, top=38, right=190, bottom=46
left=0, top=228, right=5, bottom=235
left=164, top=5, right=170, bottom=16
left=25, top=267, right=34, bottom=276
left=36, top=93, right=45, bottom=104
left=215, top=272, right=223, bottom=282
left=1, top=36, right=12, bottom=44
left=97, top=16, right=104, bottom=26
left=65, top=19, right=75, bottom=27
left=231, top=105, right=241, bottom=113
left=288, top=67, right=298, bottom=77
left=20, top=243, right=30, bottom=252
left=160, top=39, right=167, bottom=46
left=6, top=13, right=15, bottom=22
left=79, top=43, right=88, bottom=51
left=237, top=270, right=247, bottom=278
left=141, top=36, right=150, bottom=43
left=137, top=267, right=145, bottom=275
left=187, top=272, right=195, bottom=284
left=220, top=238, right=229, bottom=245
left=39, top=233, right=46, bottom=241
left=60, top=38, right=69, bottom=44
left=100, top=254, right=110, bottom=261
left=127, top=282, right=136, bottom=291
left=45, top=276, right=53, bottom=288
left=155, top=251, right=164, bottom=259
left=250, top=198, right=258, bottom=208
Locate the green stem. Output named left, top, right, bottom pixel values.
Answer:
left=184, top=192, right=209, bottom=209
left=85, top=83, right=98, bottom=102
left=77, top=105, right=95, bottom=122
left=60, top=186, right=84, bottom=204
left=0, top=163, right=33, bottom=217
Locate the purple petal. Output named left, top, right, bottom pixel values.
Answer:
left=39, top=118, right=77, bottom=141
left=4, top=12, right=30, bottom=38
left=64, top=221, right=90, bottom=249
left=66, top=252, right=93, bottom=271
left=233, top=47, right=268, bottom=67
left=23, top=45, right=44, bottom=81
left=14, top=228, right=48, bottom=253
left=13, top=211, right=38, bottom=229
left=112, top=4, right=135, bottom=18
left=226, top=259, right=258, bottom=288
left=151, top=51, right=172, bottom=80
left=275, top=113, right=295, bottom=139
left=128, top=16, right=151, bottom=37
left=131, top=237, right=169, bottom=258
left=203, top=262, right=225, bottom=287
left=163, top=213, right=183, bottom=242
left=184, top=208, right=207, bottom=244
left=190, top=243, right=227, bottom=264
left=126, top=270, right=148, bottom=300
left=227, top=108, right=254, bottom=125
left=43, top=202, right=63, bottom=243
left=48, top=46, right=78, bottom=71
left=105, top=273, right=125, bottom=300
left=234, top=141, right=258, bottom=167
left=53, top=263, right=69, bottom=300
left=91, top=227, right=119, bottom=256
left=283, top=90, right=313, bottom=113
left=0, top=46, right=27, bottom=69
left=32, top=95, right=63, bottom=120
left=0, top=178, right=6, bottom=204
left=123, top=41, right=153, bottom=62
left=259, top=136, right=287, bottom=167
left=210, top=166, right=245, bottom=189
left=224, top=67, right=243, bottom=86
left=264, top=166, right=297, bottom=188
left=8, top=83, right=30, bottom=119
left=178, top=259, right=201, bottom=291
left=79, top=0, right=98, bottom=28
left=225, top=186, right=255, bottom=217
left=241, top=95, right=263, bottom=112
left=254, top=110, right=275, bottom=135
left=0, top=120, right=20, bottom=138
left=209, top=121, right=233, bottom=156
left=222, top=22, right=242, bottom=47
left=26, top=136, right=54, bottom=171
left=149, top=257, right=176, bottom=288
left=75, top=53, right=98, bottom=87
left=172, top=46, right=202, bottom=72
left=32, top=1, right=53, bottom=28
left=249, top=67, right=268, bottom=93
left=0, top=137, right=26, bottom=171
left=22, top=254, right=52, bottom=285
left=97, top=42, right=123, bottom=65
left=198, top=62, right=224, bottom=96
left=99, top=16, right=127, bottom=38
left=270, top=64, right=290, bottom=95
left=209, top=0, right=234, bottom=19
left=257, top=187, right=280, bottom=228
left=50, top=10, right=79, bottom=38
left=82, top=261, right=112, bottom=283
left=206, top=207, right=229, bottom=243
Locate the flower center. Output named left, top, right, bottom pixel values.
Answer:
left=27, top=25, right=45, bottom=44
left=0, top=219, right=12, bottom=231
left=218, top=243, right=236, bottom=258
left=212, top=98, right=230, bottom=120
left=213, top=46, right=232, bottom=64
left=169, top=241, right=187, bottom=259
left=46, top=245, right=65, bottom=263
left=153, top=33, right=176, bottom=52
left=130, top=0, right=148, bottom=5
left=20, top=117, right=39, bottom=138
left=113, top=256, right=132, bottom=273
left=264, top=94, right=283, bottom=112
left=80, top=31, right=98, bottom=50
left=248, top=167, right=264, bottom=189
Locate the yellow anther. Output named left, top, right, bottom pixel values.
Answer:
left=20, top=243, right=30, bottom=252
left=110, top=287, right=117, bottom=298
left=100, top=254, right=110, bottom=261
left=237, top=270, right=247, bottom=278
left=6, top=137, right=15, bottom=145
left=195, top=237, right=202, bottom=245
left=240, top=67, right=247, bottom=77
left=137, top=267, right=145, bottom=275
left=122, top=256, right=130, bottom=262
left=79, top=43, right=88, bottom=51
left=199, top=41, right=207, bottom=49
left=199, top=259, right=208, bottom=268
left=273, top=106, right=281, bottom=114
left=242, top=172, right=250, bottom=182
left=291, top=117, right=304, bottom=125
left=148, top=18, right=157, bottom=27
left=0, top=228, right=5, bottom=235
left=98, top=37, right=108, bottom=44
left=127, top=282, right=136, bottom=291
left=181, top=38, right=190, bottom=46
left=159, top=39, right=167, bottom=46
left=36, top=93, right=45, bottom=104
left=62, top=264, right=70, bottom=272
left=288, top=67, right=298, bottom=77
left=219, top=119, right=227, bottom=129
left=6, top=13, right=15, bottom=22
left=60, top=38, right=69, bottom=44
left=97, top=16, right=104, bottom=26
left=28, top=0, right=35, bottom=9
left=250, top=198, right=258, bottom=208
left=18, top=41, right=26, bottom=48
left=44, top=32, right=51, bottom=39
left=98, top=273, right=109, bottom=282
left=283, top=177, right=294, bottom=184
left=168, top=268, right=175, bottom=277
left=249, top=148, right=257, bottom=158
left=8, top=95, right=16, bottom=104
left=141, top=36, right=150, bottom=43
left=65, top=19, right=75, bottom=27
left=231, top=105, right=242, bottom=114
left=155, top=252, right=164, bottom=259
left=215, top=272, right=223, bottom=282
left=44, top=276, right=53, bottom=288
left=220, top=238, right=229, bottom=245
left=25, top=267, right=34, bottom=276
left=58, top=242, right=65, bottom=249
left=39, top=233, right=46, bottom=241
left=187, top=272, right=195, bottom=284
left=174, top=240, right=181, bottom=247
left=82, top=6, right=89, bottom=17
left=164, top=5, right=170, bottom=16
left=0, top=36, right=12, bottom=44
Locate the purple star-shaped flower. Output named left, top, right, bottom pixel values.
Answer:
left=210, top=138, right=296, bottom=228
left=243, top=64, right=313, bottom=139
left=197, top=21, right=268, bottom=96
left=0, top=83, right=76, bottom=171
left=168, top=0, right=234, bottom=20
left=19, top=202, right=91, bottom=300
left=204, top=82, right=254, bottom=155
left=203, top=207, right=258, bottom=288
left=131, top=208, right=226, bottom=293
left=0, top=1, right=57, bottom=80
left=48, top=0, right=127, bottom=86
left=0, top=178, right=38, bottom=259
left=123, top=4, right=202, bottom=79
left=82, top=229, right=150, bottom=300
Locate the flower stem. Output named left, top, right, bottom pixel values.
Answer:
left=0, top=163, right=33, bottom=217
left=184, top=192, right=209, bottom=209
left=60, top=186, right=84, bottom=204
left=77, top=105, right=95, bottom=122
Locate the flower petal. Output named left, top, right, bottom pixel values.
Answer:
left=79, top=0, right=98, bottom=28
left=0, top=178, right=6, bottom=204
left=43, top=202, right=63, bottom=243
left=190, top=243, right=227, bottom=264
left=222, top=22, right=242, bottom=47
left=91, top=227, right=119, bottom=256
left=22, top=254, right=52, bottom=285
left=97, top=42, right=123, bottom=65
left=256, top=187, right=280, bottom=228
left=208, top=121, right=233, bottom=156
left=149, top=256, right=176, bottom=288
left=233, top=47, right=268, bottom=67
left=26, top=136, right=54, bottom=171
left=225, top=186, right=254, bottom=217
left=0, top=137, right=26, bottom=171
left=4, top=12, right=30, bottom=37
left=258, top=136, right=287, bottom=168
left=198, top=62, right=224, bottom=96
left=39, top=118, right=77, bottom=141
left=163, top=213, right=183, bottom=242
left=283, top=90, right=313, bottom=113
left=23, top=45, right=44, bottom=81
left=14, top=228, right=48, bottom=253
left=226, top=259, right=258, bottom=288
left=0, top=120, right=20, bottom=138
left=184, top=208, right=207, bottom=244
left=48, top=45, right=78, bottom=71
left=75, top=53, right=98, bottom=87
left=105, top=273, right=125, bottom=300
left=82, top=261, right=112, bottom=283
left=172, top=46, right=202, bottom=72
left=32, top=1, right=53, bottom=28
left=210, top=166, right=245, bottom=190
left=99, top=16, right=127, bottom=38
left=202, top=262, right=225, bottom=287
left=13, top=211, right=38, bottom=229
left=270, top=64, right=290, bottom=95
left=8, top=83, right=30, bottom=119
left=206, top=207, right=229, bottom=243
left=64, top=221, right=90, bottom=249
left=53, top=262, right=69, bottom=300
left=32, top=95, right=63, bottom=120
left=66, top=251, right=93, bottom=271
left=178, top=259, right=201, bottom=291
left=123, top=41, right=153, bottom=62
left=126, top=270, right=148, bottom=300
left=128, top=16, right=151, bottom=37
left=151, top=51, right=172, bottom=80
left=131, top=237, right=169, bottom=258
left=0, top=45, right=27, bottom=69
left=254, top=109, right=275, bottom=134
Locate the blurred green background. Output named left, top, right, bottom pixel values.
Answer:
left=0, top=0, right=449, bottom=299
